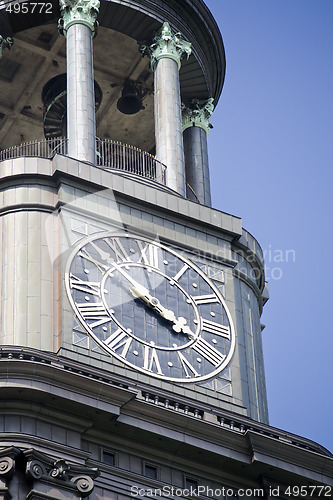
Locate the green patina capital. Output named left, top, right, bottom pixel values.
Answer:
left=140, top=22, right=192, bottom=70
left=58, top=0, right=100, bottom=36
left=182, top=98, right=215, bottom=136
left=0, top=36, right=14, bottom=59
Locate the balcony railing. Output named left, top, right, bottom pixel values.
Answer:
left=0, top=137, right=167, bottom=185
left=0, top=137, right=68, bottom=160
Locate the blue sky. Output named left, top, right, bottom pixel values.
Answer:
left=205, top=0, right=333, bottom=452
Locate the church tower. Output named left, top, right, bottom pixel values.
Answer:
left=0, top=1, right=331, bottom=498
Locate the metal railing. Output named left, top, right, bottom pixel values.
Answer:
left=0, top=137, right=68, bottom=160
left=95, top=138, right=166, bottom=185
left=0, top=137, right=167, bottom=185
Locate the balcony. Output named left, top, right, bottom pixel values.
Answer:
left=0, top=137, right=167, bottom=186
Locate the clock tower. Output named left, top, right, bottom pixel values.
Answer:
left=0, top=1, right=332, bottom=498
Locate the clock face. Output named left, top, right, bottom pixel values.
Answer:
left=65, top=233, right=235, bottom=382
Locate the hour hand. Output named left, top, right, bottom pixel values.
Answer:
left=130, top=286, right=177, bottom=322
left=172, top=317, right=196, bottom=339
left=129, top=283, right=151, bottom=301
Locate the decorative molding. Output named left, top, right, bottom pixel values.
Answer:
left=0, top=36, right=14, bottom=59
left=0, top=447, right=20, bottom=480
left=0, top=447, right=20, bottom=500
left=58, top=0, right=100, bottom=36
left=182, top=98, right=214, bottom=135
left=140, top=22, right=191, bottom=70
left=24, top=449, right=99, bottom=498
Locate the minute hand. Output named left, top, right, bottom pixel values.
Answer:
left=130, top=286, right=177, bottom=323
left=111, top=261, right=150, bottom=298
left=111, top=262, right=175, bottom=320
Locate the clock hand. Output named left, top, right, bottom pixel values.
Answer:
left=111, top=261, right=150, bottom=298
left=110, top=261, right=176, bottom=321
left=130, top=283, right=195, bottom=337
left=172, top=317, right=196, bottom=339
left=110, top=262, right=195, bottom=334
left=132, top=288, right=196, bottom=339
left=130, top=286, right=177, bottom=322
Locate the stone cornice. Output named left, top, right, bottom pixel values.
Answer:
left=0, top=347, right=331, bottom=461
left=0, top=348, right=332, bottom=488
left=0, top=446, right=99, bottom=498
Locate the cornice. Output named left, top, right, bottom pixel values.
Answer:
left=0, top=346, right=331, bottom=465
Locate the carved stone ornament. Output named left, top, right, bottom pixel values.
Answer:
left=58, top=0, right=100, bottom=36
left=0, top=447, right=20, bottom=499
left=0, top=449, right=19, bottom=480
left=24, top=449, right=99, bottom=498
left=140, top=22, right=192, bottom=70
left=182, top=98, right=215, bottom=136
left=0, top=36, right=14, bottom=59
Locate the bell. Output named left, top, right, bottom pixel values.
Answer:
left=117, top=83, right=143, bottom=115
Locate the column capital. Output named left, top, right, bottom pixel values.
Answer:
left=182, top=98, right=215, bottom=136
left=140, top=22, right=191, bottom=70
left=58, top=0, right=100, bottom=36
left=0, top=36, right=14, bottom=59
left=24, top=449, right=99, bottom=498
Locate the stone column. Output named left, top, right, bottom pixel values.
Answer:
left=58, top=0, right=100, bottom=164
left=0, top=36, right=13, bottom=59
left=141, top=23, right=191, bottom=195
left=182, top=98, right=214, bottom=206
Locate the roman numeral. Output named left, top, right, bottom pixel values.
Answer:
left=201, top=318, right=231, bottom=339
left=178, top=351, right=200, bottom=378
left=104, top=328, right=132, bottom=358
left=105, top=237, right=131, bottom=263
left=172, top=264, right=189, bottom=282
left=143, top=346, right=163, bottom=375
left=78, top=248, right=109, bottom=274
left=69, top=274, right=101, bottom=296
left=76, top=302, right=111, bottom=329
left=192, top=294, right=219, bottom=305
left=136, top=241, right=159, bottom=269
left=192, top=338, right=225, bottom=367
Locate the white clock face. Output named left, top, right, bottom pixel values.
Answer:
left=65, top=233, right=235, bottom=382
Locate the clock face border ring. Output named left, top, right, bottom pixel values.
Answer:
left=64, top=232, right=236, bottom=383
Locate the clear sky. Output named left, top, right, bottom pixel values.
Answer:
left=205, top=0, right=333, bottom=453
